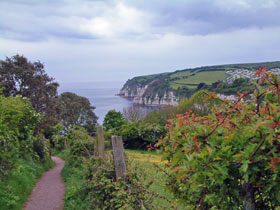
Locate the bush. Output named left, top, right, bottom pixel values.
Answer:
left=33, top=134, right=50, bottom=161
left=52, top=135, right=67, bottom=151
left=158, top=67, right=280, bottom=209
left=120, top=122, right=166, bottom=149
left=84, top=156, right=154, bottom=210
left=67, top=127, right=96, bottom=164
left=0, top=95, right=40, bottom=178
left=120, top=122, right=141, bottom=148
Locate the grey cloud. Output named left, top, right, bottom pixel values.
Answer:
left=0, top=0, right=279, bottom=84
left=125, top=0, right=280, bottom=35
left=1, top=0, right=280, bottom=41
left=0, top=0, right=109, bottom=41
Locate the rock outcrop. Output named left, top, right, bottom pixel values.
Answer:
left=118, top=82, right=179, bottom=106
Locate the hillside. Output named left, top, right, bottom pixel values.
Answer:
left=119, top=61, right=280, bottom=106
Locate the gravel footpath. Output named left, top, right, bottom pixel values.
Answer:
left=24, top=156, right=65, bottom=210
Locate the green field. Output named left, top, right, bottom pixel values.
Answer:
left=170, top=71, right=227, bottom=89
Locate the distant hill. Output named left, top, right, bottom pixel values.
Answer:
left=119, top=61, right=280, bottom=106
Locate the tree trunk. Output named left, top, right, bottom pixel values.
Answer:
left=243, top=183, right=255, bottom=210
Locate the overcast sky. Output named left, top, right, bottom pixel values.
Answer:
left=0, top=0, right=279, bottom=84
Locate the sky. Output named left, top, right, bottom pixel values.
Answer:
left=0, top=0, right=280, bottom=84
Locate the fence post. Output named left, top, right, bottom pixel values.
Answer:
left=97, top=125, right=105, bottom=158
left=112, top=136, right=126, bottom=179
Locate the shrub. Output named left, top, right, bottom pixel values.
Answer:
left=139, top=123, right=166, bottom=144
left=52, top=135, right=67, bottom=151
left=0, top=95, right=40, bottom=178
left=67, top=127, right=96, bottom=164
left=120, top=122, right=141, bottom=148
left=33, top=134, right=50, bottom=161
left=158, top=67, right=280, bottom=209
left=119, top=122, right=166, bottom=149
left=84, top=156, right=154, bottom=210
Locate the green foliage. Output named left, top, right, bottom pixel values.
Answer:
left=120, top=122, right=140, bottom=147
left=0, top=158, right=53, bottom=210
left=57, top=92, right=98, bottom=136
left=103, top=110, right=126, bottom=131
left=144, top=90, right=222, bottom=129
left=84, top=156, right=154, bottom=210
left=60, top=146, right=157, bottom=209
left=144, top=110, right=165, bottom=125
left=66, top=127, right=96, bottom=164
left=139, top=123, right=166, bottom=144
left=33, top=134, right=50, bottom=161
left=144, top=106, right=178, bottom=126
left=178, top=90, right=223, bottom=116
left=62, top=155, right=155, bottom=210
left=158, top=67, right=280, bottom=209
left=120, top=122, right=166, bottom=149
left=61, top=158, right=91, bottom=210
left=52, top=135, right=67, bottom=151
left=212, top=78, right=254, bottom=95
left=0, top=93, right=53, bottom=209
left=0, top=55, right=59, bottom=137
left=175, top=86, right=196, bottom=98
left=0, top=95, right=40, bottom=177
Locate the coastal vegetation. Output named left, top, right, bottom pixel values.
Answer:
left=1, top=54, right=280, bottom=210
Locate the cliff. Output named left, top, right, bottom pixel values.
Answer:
left=119, top=79, right=179, bottom=106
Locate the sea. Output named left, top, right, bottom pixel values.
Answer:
left=58, top=81, right=157, bottom=124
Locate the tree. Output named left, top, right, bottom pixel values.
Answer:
left=0, top=55, right=59, bottom=137
left=123, top=106, right=147, bottom=122
left=103, top=110, right=126, bottom=131
left=57, top=92, right=98, bottom=136
left=158, top=67, right=280, bottom=209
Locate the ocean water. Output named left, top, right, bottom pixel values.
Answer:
left=58, top=82, right=157, bottom=124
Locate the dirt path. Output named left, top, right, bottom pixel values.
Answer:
left=24, top=156, right=65, bottom=210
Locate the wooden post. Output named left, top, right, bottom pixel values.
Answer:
left=97, top=126, right=105, bottom=158
left=112, top=136, right=126, bottom=179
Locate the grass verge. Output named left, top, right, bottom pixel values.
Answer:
left=0, top=158, right=54, bottom=210
left=54, top=149, right=91, bottom=210
left=61, top=160, right=90, bottom=210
